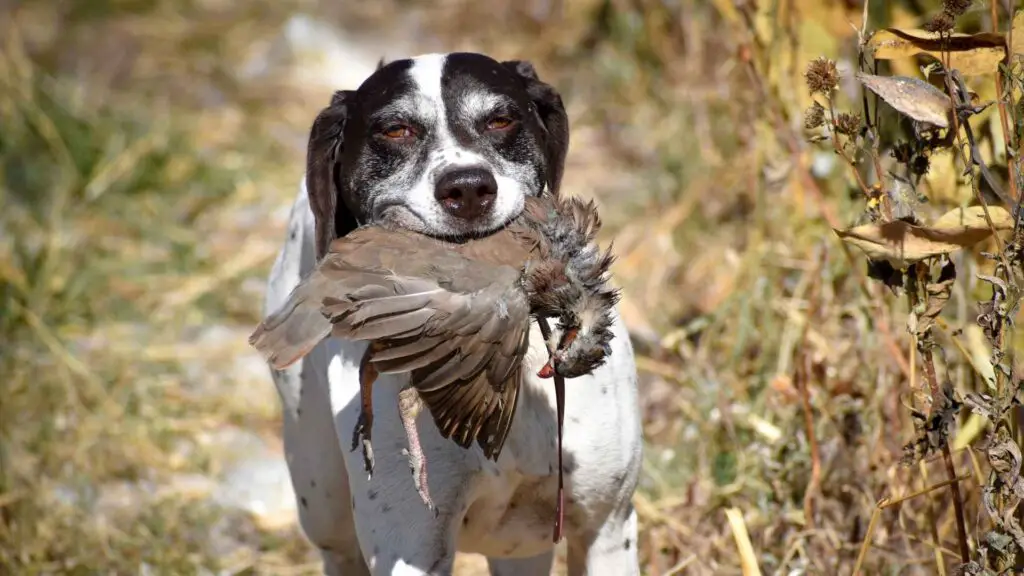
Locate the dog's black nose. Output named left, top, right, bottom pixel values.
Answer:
left=434, top=167, right=498, bottom=221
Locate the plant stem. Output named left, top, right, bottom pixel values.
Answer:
left=910, top=264, right=971, bottom=564
left=920, top=344, right=971, bottom=564
left=991, top=0, right=1020, bottom=207
left=826, top=97, right=887, bottom=218
left=796, top=334, right=821, bottom=530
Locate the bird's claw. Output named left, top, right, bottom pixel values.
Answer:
left=351, top=413, right=375, bottom=477
left=360, top=437, right=375, bottom=479
left=402, top=447, right=439, bottom=517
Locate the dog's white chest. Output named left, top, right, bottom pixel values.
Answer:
left=324, top=317, right=637, bottom=559
left=457, top=315, right=640, bottom=557
left=453, top=325, right=563, bottom=557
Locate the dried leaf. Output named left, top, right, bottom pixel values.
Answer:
left=983, top=426, right=1024, bottom=495
left=887, top=174, right=921, bottom=221
left=835, top=206, right=1014, bottom=267
left=977, top=274, right=1009, bottom=293
left=953, top=561, right=988, bottom=576
left=857, top=73, right=951, bottom=129
left=980, top=530, right=1017, bottom=573
left=953, top=412, right=989, bottom=451
left=901, top=385, right=960, bottom=465
left=866, top=259, right=906, bottom=294
left=932, top=205, right=1015, bottom=230
left=964, top=392, right=1005, bottom=422
left=915, top=260, right=956, bottom=336
left=868, top=28, right=1007, bottom=76
left=924, top=149, right=976, bottom=205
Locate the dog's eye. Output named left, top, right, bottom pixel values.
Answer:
left=381, top=124, right=415, bottom=141
left=485, top=116, right=514, bottom=131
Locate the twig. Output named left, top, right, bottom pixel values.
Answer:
left=725, top=507, right=763, bottom=576
left=947, top=71, right=1017, bottom=212
left=887, top=473, right=975, bottom=508
left=797, top=351, right=821, bottom=530
left=903, top=261, right=970, bottom=563
left=920, top=346, right=971, bottom=563
left=992, top=0, right=1020, bottom=207
left=852, top=0, right=893, bottom=221
left=662, top=554, right=697, bottom=576
left=829, top=99, right=874, bottom=195
left=853, top=472, right=975, bottom=575
left=632, top=492, right=694, bottom=537
left=853, top=498, right=886, bottom=576
left=919, top=460, right=948, bottom=576
left=795, top=249, right=825, bottom=529
left=940, top=65, right=1017, bottom=394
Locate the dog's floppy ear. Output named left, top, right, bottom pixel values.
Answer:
left=306, top=89, right=359, bottom=261
left=502, top=60, right=569, bottom=196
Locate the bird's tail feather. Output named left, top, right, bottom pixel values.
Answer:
left=249, top=272, right=334, bottom=370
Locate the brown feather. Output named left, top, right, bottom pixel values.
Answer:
left=250, top=193, right=609, bottom=463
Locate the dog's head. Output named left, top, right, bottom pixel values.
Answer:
left=305, top=52, right=570, bottom=259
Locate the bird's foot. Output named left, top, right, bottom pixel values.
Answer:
left=401, top=447, right=438, bottom=517
left=351, top=412, right=375, bottom=479
left=398, top=387, right=437, bottom=517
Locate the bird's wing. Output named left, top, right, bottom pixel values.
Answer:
left=321, top=268, right=531, bottom=461
left=250, top=226, right=532, bottom=460
left=249, top=227, right=508, bottom=370
left=248, top=261, right=344, bottom=370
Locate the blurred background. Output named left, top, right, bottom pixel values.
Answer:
left=2, top=0, right=1022, bottom=574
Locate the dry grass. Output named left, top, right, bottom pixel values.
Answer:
left=2, top=0, right=1023, bottom=575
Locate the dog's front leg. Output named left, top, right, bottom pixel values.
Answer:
left=567, top=500, right=640, bottom=576
left=332, top=339, right=470, bottom=575
left=264, top=186, right=369, bottom=575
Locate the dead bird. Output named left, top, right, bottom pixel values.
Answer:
left=249, top=193, right=618, bottom=529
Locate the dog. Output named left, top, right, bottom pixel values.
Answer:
left=262, top=52, right=642, bottom=575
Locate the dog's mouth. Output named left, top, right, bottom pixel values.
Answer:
left=374, top=202, right=522, bottom=243
left=373, top=203, right=426, bottom=233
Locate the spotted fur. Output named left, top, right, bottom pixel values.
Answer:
left=262, top=53, right=641, bottom=575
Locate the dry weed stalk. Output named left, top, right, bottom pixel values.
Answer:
left=805, top=1, right=1024, bottom=572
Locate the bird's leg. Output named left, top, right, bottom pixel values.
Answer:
left=398, top=386, right=438, bottom=517
left=352, top=343, right=381, bottom=478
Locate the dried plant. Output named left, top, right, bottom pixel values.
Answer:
left=4, top=0, right=1024, bottom=574
left=812, top=1, right=1024, bottom=572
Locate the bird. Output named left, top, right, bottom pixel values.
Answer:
left=248, top=193, right=618, bottom=532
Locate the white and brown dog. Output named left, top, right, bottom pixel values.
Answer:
left=262, top=52, right=642, bottom=575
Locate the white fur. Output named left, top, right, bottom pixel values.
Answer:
left=459, top=91, right=507, bottom=121
left=400, top=54, right=527, bottom=236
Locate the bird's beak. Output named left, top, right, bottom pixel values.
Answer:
left=537, top=361, right=555, bottom=379
left=537, top=326, right=579, bottom=379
